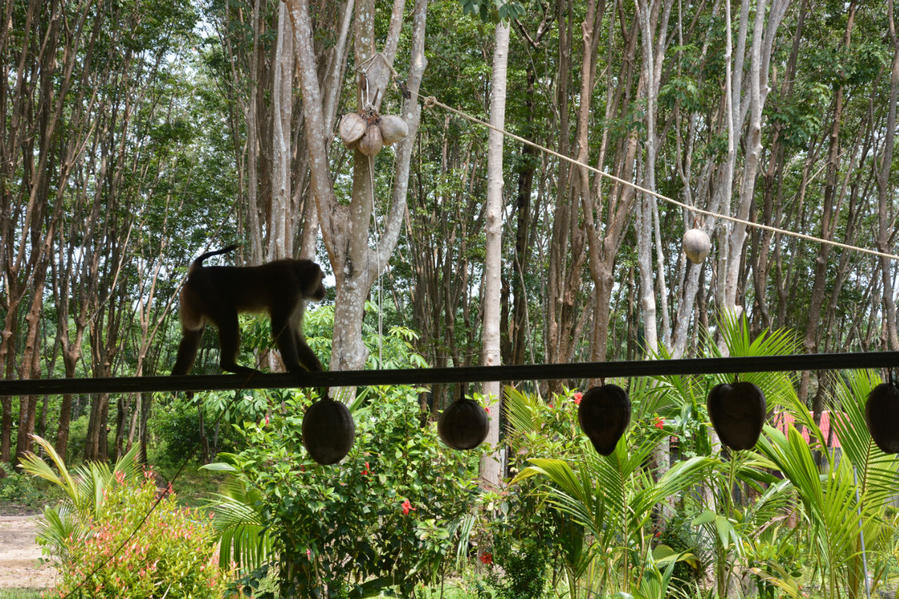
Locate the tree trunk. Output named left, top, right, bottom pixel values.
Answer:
left=877, top=0, right=899, bottom=350
left=270, top=1, right=295, bottom=261
left=480, top=18, right=510, bottom=488
left=287, top=0, right=429, bottom=387
left=799, top=2, right=855, bottom=404
left=583, top=3, right=639, bottom=364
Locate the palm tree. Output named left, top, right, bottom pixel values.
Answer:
left=18, top=434, right=141, bottom=560
left=200, top=459, right=274, bottom=574
left=755, top=369, right=899, bottom=598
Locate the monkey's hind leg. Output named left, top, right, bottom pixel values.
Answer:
left=172, top=328, right=203, bottom=375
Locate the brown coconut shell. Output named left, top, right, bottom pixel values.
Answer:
left=378, top=115, right=409, bottom=146
left=438, top=398, right=489, bottom=450
left=865, top=382, right=899, bottom=454
left=339, top=112, right=367, bottom=148
left=302, top=398, right=356, bottom=465
left=707, top=381, right=766, bottom=450
left=683, top=228, right=711, bottom=264
left=357, top=123, right=384, bottom=157
left=577, top=384, right=631, bottom=456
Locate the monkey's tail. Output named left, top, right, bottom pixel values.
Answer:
left=190, top=244, right=239, bottom=274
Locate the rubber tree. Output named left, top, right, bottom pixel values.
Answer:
left=285, top=0, right=428, bottom=390
left=480, top=16, right=511, bottom=487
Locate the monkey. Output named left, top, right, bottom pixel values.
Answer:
left=171, top=245, right=327, bottom=386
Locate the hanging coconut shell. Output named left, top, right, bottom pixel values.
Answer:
left=707, top=381, right=766, bottom=450
left=865, top=381, right=899, bottom=454
left=302, top=398, right=356, bottom=465
left=683, top=228, right=711, bottom=264
left=378, top=115, right=409, bottom=146
left=438, top=397, right=489, bottom=450
left=577, top=384, right=631, bottom=456
left=339, top=112, right=367, bottom=148
left=357, top=123, right=384, bottom=157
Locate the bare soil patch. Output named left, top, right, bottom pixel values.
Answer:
left=0, top=507, right=57, bottom=591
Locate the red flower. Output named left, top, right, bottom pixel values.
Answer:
left=401, top=499, right=416, bottom=515
left=361, top=461, right=370, bottom=476
left=479, top=551, right=493, bottom=565
left=573, top=392, right=583, bottom=406
left=654, top=417, right=665, bottom=430
left=485, top=405, right=490, bottom=414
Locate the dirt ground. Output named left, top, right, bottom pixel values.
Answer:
left=0, top=507, right=58, bottom=591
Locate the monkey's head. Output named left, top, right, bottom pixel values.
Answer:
left=299, top=260, right=327, bottom=301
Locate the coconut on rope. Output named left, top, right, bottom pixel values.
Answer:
left=339, top=53, right=411, bottom=157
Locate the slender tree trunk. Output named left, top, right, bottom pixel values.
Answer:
left=581, top=3, right=639, bottom=366
left=246, top=0, right=264, bottom=264
left=878, top=0, right=899, bottom=350
left=480, top=18, right=510, bottom=487
left=270, top=2, right=294, bottom=261
left=799, top=2, right=855, bottom=404
left=546, top=0, right=574, bottom=370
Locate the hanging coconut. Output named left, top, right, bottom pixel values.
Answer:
left=683, top=228, right=711, bottom=264
left=438, top=397, right=489, bottom=450
left=302, top=398, right=356, bottom=465
left=339, top=112, right=367, bottom=148
left=707, top=380, right=766, bottom=450
left=865, top=381, right=899, bottom=454
left=577, top=384, right=631, bottom=456
left=357, top=123, right=384, bottom=157
left=378, top=115, right=409, bottom=146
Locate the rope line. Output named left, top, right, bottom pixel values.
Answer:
left=421, top=96, right=899, bottom=262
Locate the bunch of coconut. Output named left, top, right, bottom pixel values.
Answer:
left=339, top=108, right=409, bottom=156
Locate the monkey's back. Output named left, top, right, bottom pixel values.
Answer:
left=185, top=261, right=303, bottom=315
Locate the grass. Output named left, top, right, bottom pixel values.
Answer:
left=0, top=590, right=45, bottom=599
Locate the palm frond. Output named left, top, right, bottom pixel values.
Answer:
left=18, top=435, right=79, bottom=503
left=829, top=370, right=899, bottom=510
left=517, top=457, right=606, bottom=539
left=35, top=504, right=82, bottom=561
left=206, top=490, right=273, bottom=571
left=503, top=385, right=539, bottom=435
left=706, top=314, right=801, bottom=413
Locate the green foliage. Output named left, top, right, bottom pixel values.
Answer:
left=55, top=471, right=228, bottom=598
left=209, top=383, right=479, bottom=597
left=458, top=0, right=525, bottom=22
left=18, top=435, right=229, bottom=596
left=150, top=389, right=267, bottom=467
left=0, top=463, right=48, bottom=509
left=19, top=435, right=144, bottom=560
left=754, top=369, right=899, bottom=598
left=475, top=486, right=561, bottom=599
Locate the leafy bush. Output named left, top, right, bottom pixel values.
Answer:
left=0, top=463, right=49, bottom=509
left=150, top=390, right=268, bottom=468
left=217, top=382, right=479, bottom=597
left=55, top=469, right=229, bottom=598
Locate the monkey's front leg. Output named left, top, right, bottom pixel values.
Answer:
left=293, top=332, right=329, bottom=398
left=273, top=321, right=328, bottom=397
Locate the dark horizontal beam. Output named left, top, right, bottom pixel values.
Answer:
left=2, top=351, right=899, bottom=397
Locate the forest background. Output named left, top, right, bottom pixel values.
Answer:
left=1, top=0, right=898, bottom=475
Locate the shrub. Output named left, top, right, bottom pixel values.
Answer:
left=55, top=470, right=229, bottom=598
left=220, top=383, right=480, bottom=597
left=0, top=463, right=49, bottom=509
